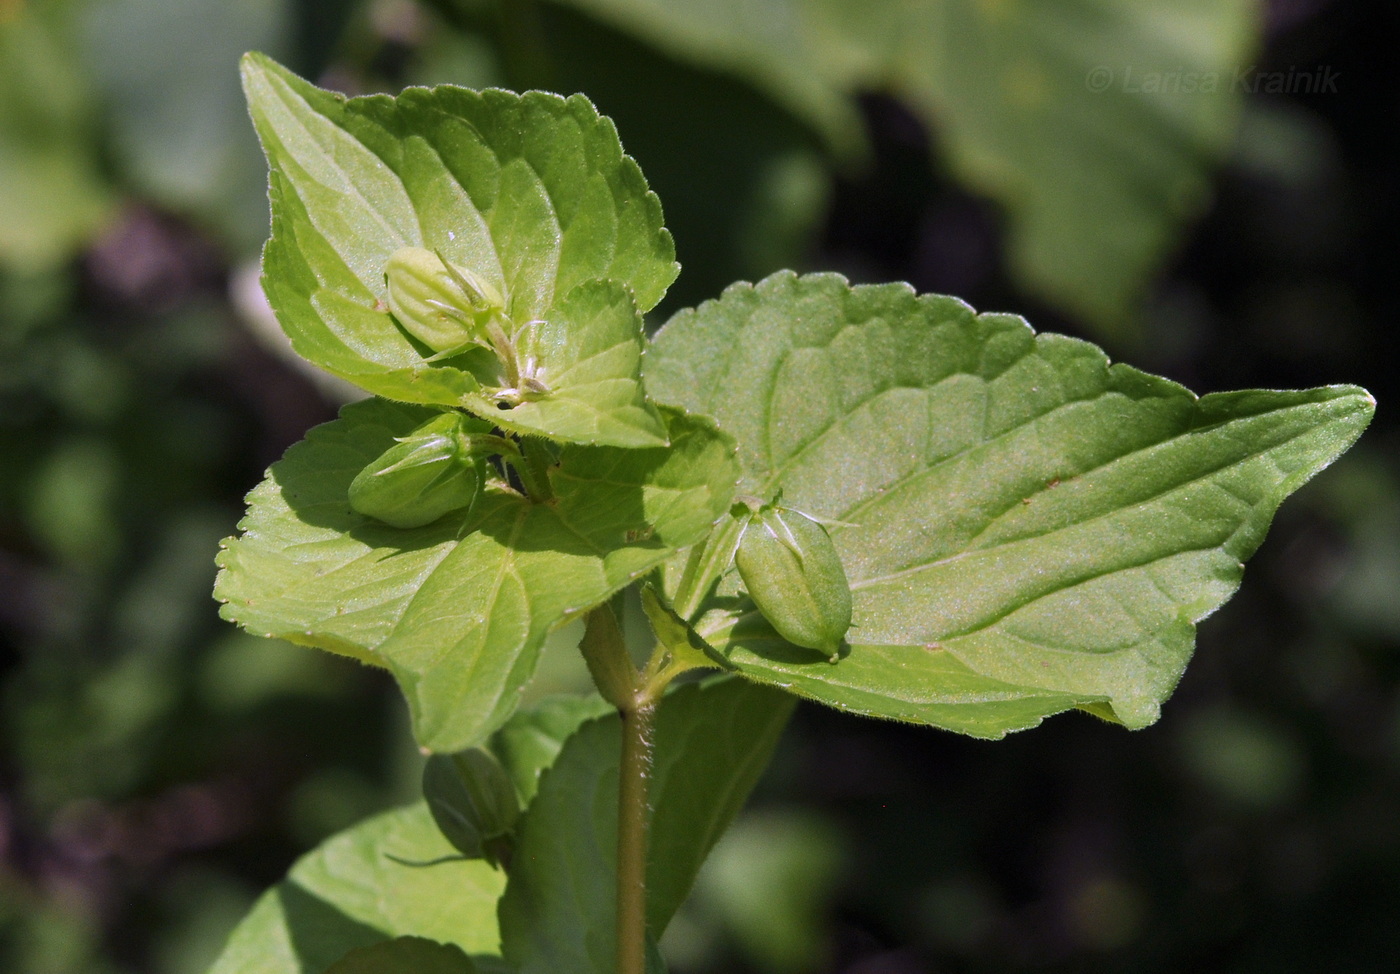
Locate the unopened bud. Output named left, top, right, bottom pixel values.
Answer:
left=348, top=411, right=489, bottom=529
left=385, top=247, right=505, bottom=352
left=422, top=747, right=520, bottom=869
left=735, top=504, right=853, bottom=658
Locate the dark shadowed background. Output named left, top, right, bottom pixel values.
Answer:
left=2, top=0, right=1397, bottom=971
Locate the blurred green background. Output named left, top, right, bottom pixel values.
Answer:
left=2, top=0, right=1396, bottom=971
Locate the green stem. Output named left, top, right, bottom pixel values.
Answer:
left=580, top=606, right=636, bottom=710
left=508, top=438, right=555, bottom=504
left=640, top=655, right=694, bottom=703
left=581, top=595, right=697, bottom=974
left=485, top=319, right=523, bottom=390
left=616, top=696, right=655, bottom=974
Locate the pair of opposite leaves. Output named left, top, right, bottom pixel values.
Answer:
left=229, top=52, right=1374, bottom=753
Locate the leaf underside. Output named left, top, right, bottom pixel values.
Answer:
left=207, top=803, right=505, bottom=974
left=206, top=694, right=609, bottom=974
left=241, top=52, right=674, bottom=445
left=646, top=271, right=1374, bottom=737
left=499, top=675, right=795, bottom=974
left=207, top=681, right=790, bottom=974
left=214, top=397, right=738, bottom=752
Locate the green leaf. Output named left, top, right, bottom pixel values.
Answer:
left=639, top=583, right=711, bottom=670
left=209, top=694, right=623, bottom=974
left=215, top=398, right=738, bottom=751
left=207, top=686, right=769, bottom=974
left=646, top=271, right=1374, bottom=737
left=323, top=937, right=478, bottom=974
left=498, top=675, right=794, bottom=974
left=540, top=5, right=835, bottom=309
left=240, top=53, right=675, bottom=444
left=544, top=0, right=1253, bottom=333
left=500, top=278, right=667, bottom=445
left=208, top=804, right=506, bottom=974
left=490, top=695, right=613, bottom=805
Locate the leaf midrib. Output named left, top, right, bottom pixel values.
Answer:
left=261, top=71, right=416, bottom=258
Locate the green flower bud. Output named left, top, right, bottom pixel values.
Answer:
left=735, top=504, right=852, bottom=659
left=385, top=246, right=505, bottom=352
left=348, top=411, right=489, bottom=529
left=422, top=747, right=520, bottom=869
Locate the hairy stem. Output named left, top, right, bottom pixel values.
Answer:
left=510, top=437, right=556, bottom=504
left=583, top=596, right=692, bottom=974
left=616, top=695, right=655, bottom=974
left=485, top=319, right=523, bottom=390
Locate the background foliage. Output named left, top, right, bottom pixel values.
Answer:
left=1, top=0, right=1396, bottom=971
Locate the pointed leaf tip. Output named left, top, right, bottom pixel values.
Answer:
left=241, top=56, right=678, bottom=446
left=648, top=272, right=1374, bottom=738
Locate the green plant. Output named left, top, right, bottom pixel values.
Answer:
left=211, top=53, right=1374, bottom=974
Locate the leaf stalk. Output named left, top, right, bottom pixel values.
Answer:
left=505, top=437, right=556, bottom=504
